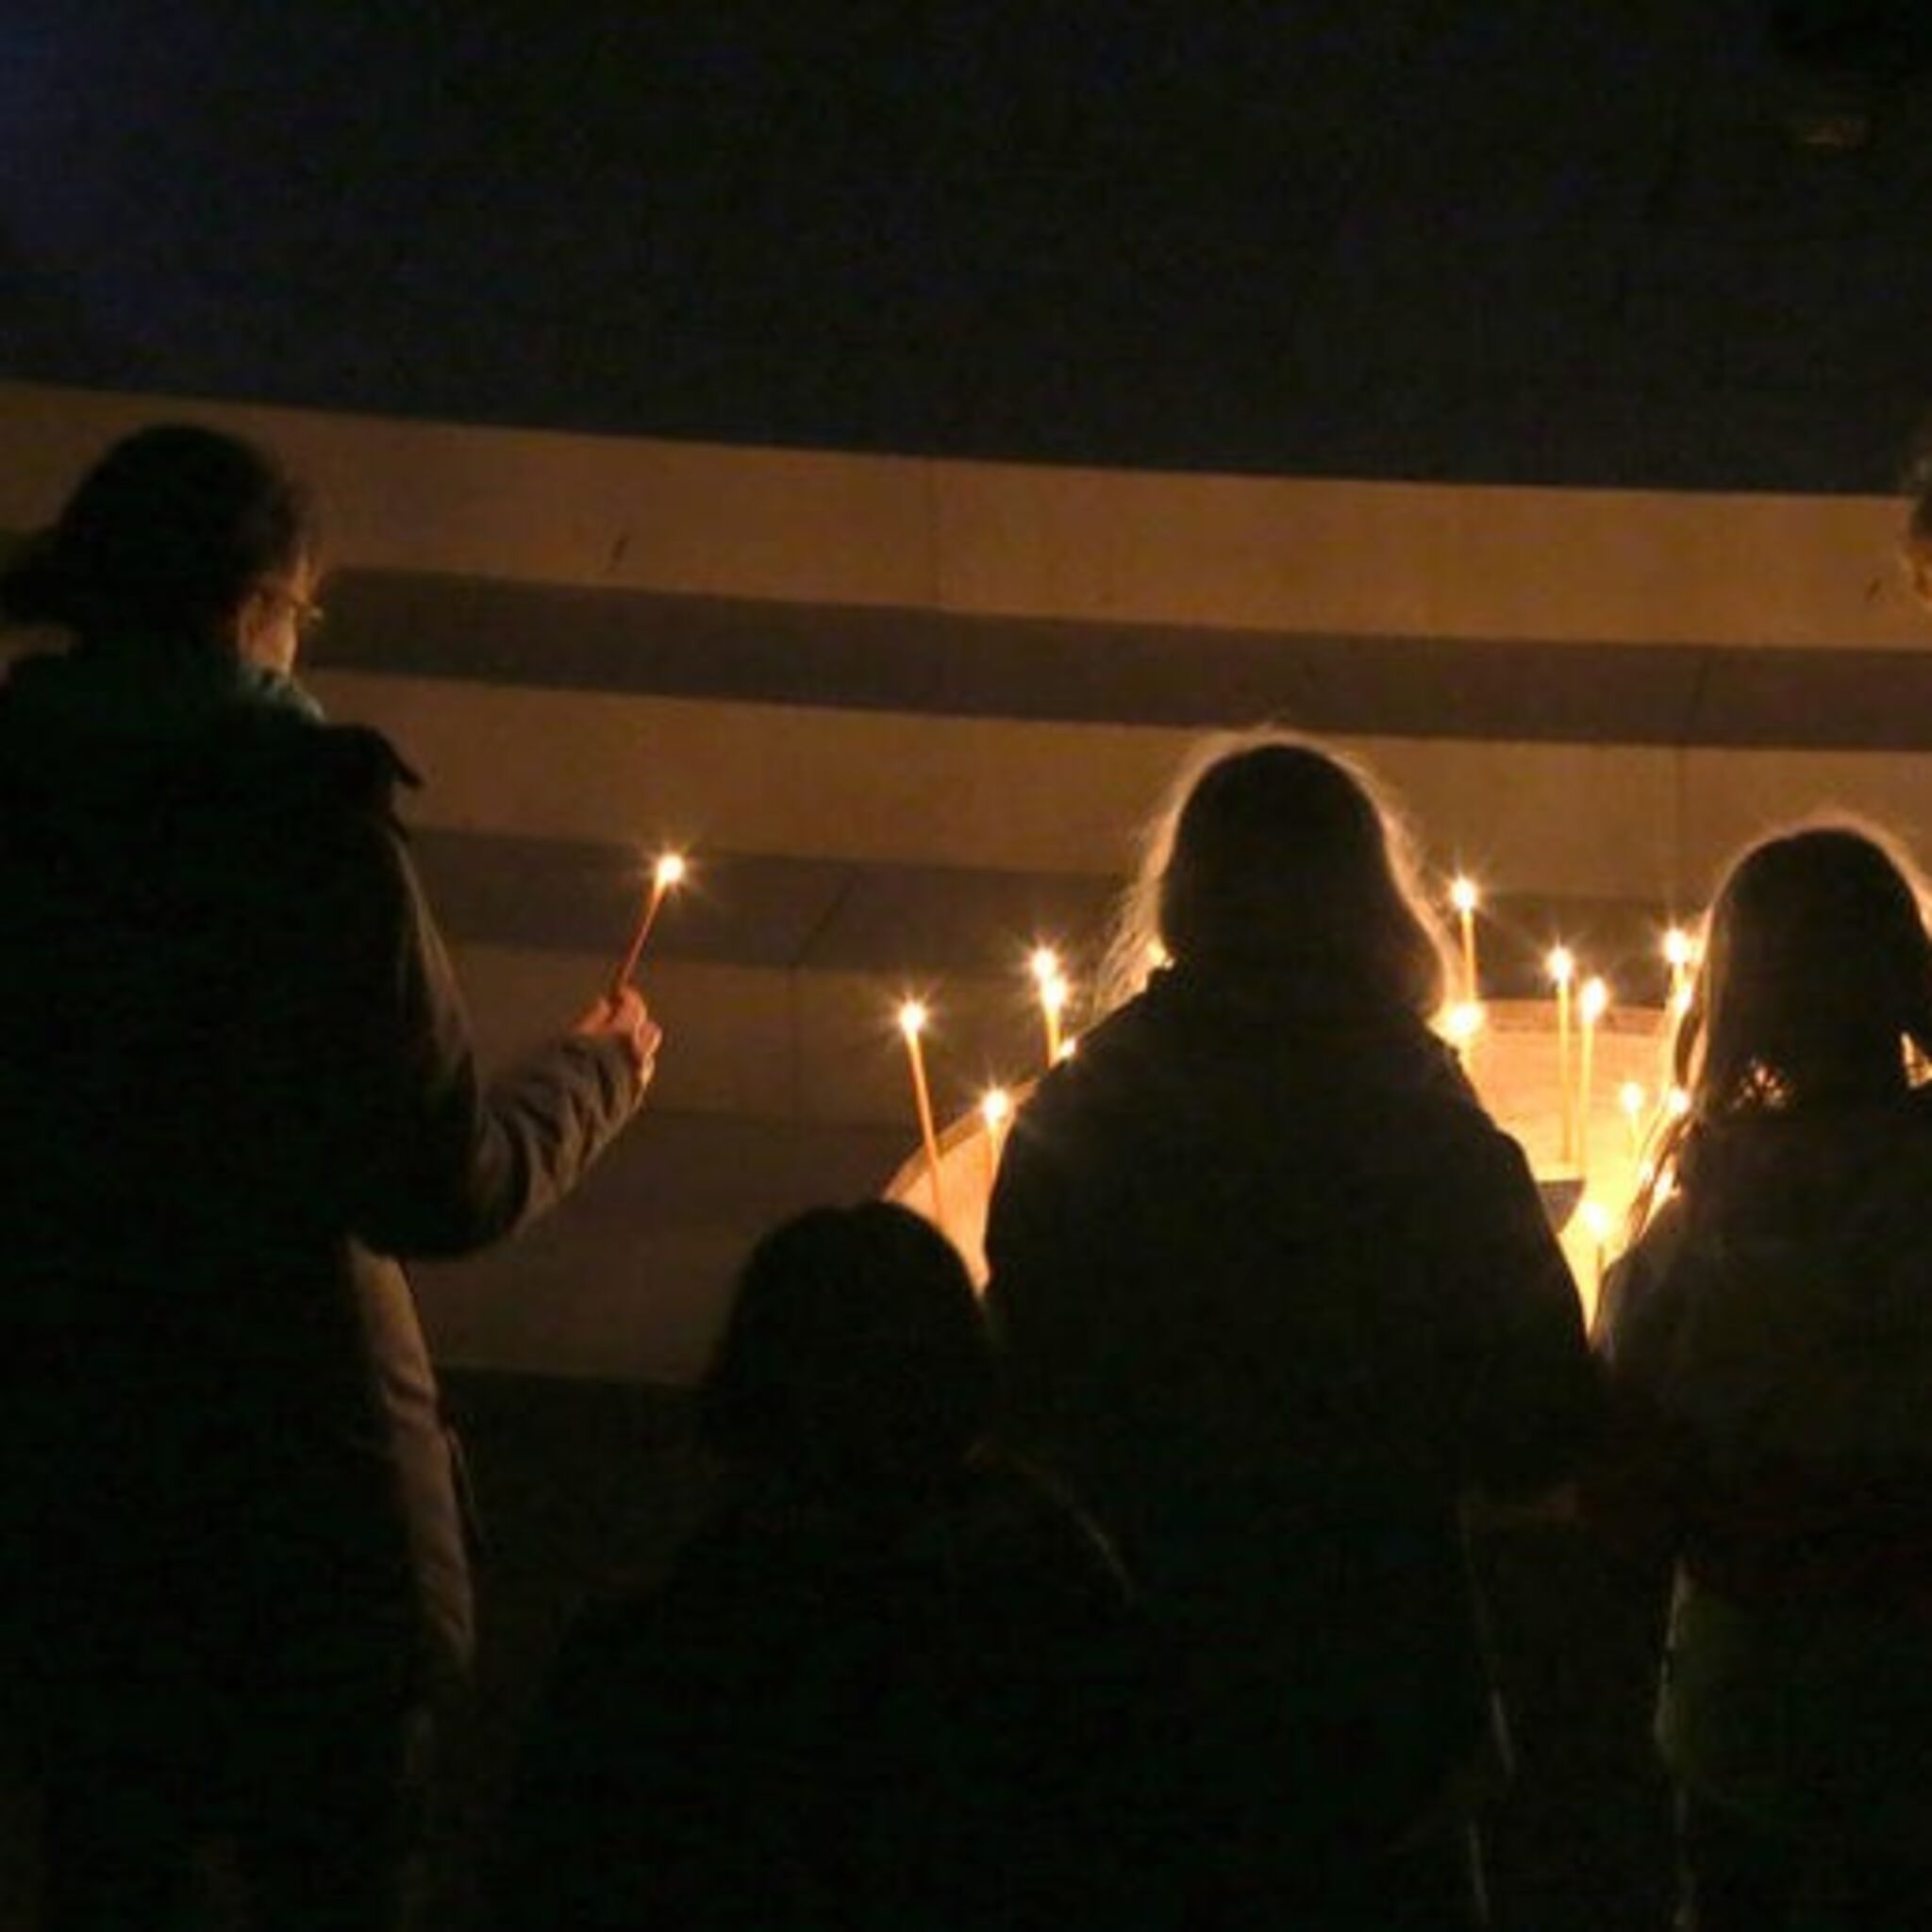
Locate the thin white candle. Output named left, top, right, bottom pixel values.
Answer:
left=1450, top=875, right=1480, bottom=1004
left=610, top=850, right=687, bottom=998
left=1578, top=976, right=1608, bottom=1186
left=1663, top=926, right=1694, bottom=1010
left=1547, top=945, right=1576, bottom=1165
left=979, top=1086, right=1013, bottom=1190
left=1029, top=947, right=1067, bottom=1066
left=898, top=1001, right=948, bottom=1234
left=1619, top=1080, right=1646, bottom=1156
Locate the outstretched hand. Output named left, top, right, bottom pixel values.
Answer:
left=574, top=986, right=662, bottom=1089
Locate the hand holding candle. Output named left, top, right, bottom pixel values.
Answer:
left=573, top=984, right=662, bottom=1089
left=611, top=851, right=687, bottom=999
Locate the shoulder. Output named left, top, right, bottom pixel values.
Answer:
left=211, top=710, right=420, bottom=828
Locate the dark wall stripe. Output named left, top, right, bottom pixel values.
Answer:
left=321, top=569, right=1932, bottom=751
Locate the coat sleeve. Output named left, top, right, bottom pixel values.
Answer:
left=334, top=815, right=647, bottom=1259
left=1442, top=1124, right=1606, bottom=1503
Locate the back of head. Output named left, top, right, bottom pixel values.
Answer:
left=1696, top=823, right=1932, bottom=1110
left=0, top=424, right=315, bottom=648
left=1151, top=734, right=1448, bottom=1013
left=701, top=1203, right=995, bottom=1495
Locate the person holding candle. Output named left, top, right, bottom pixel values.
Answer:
left=1591, top=823, right=1932, bottom=1932
left=0, top=425, right=658, bottom=1932
left=984, top=729, right=1598, bottom=1930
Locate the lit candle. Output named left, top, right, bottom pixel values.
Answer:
left=1547, top=945, right=1576, bottom=1165
left=610, top=850, right=687, bottom=998
left=1577, top=976, right=1608, bottom=1186
left=1450, top=875, right=1480, bottom=1004
left=1619, top=1080, right=1646, bottom=1156
left=1443, top=999, right=1484, bottom=1072
left=1030, top=947, right=1066, bottom=1067
left=1663, top=927, right=1694, bottom=1010
left=979, top=1086, right=1012, bottom=1190
left=898, top=1001, right=948, bottom=1234
left=1578, top=1196, right=1613, bottom=1321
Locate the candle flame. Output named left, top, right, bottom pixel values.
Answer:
left=1443, top=1000, right=1484, bottom=1046
left=897, top=1000, right=927, bottom=1039
left=1450, top=875, right=1479, bottom=915
left=1662, top=926, right=1694, bottom=969
left=1041, top=973, right=1068, bottom=1018
left=1580, top=976, right=1608, bottom=1024
left=1029, top=946, right=1060, bottom=987
left=1545, top=945, right=1574, bottom=987
left=1666, top=1086, right=1690, bottom=1119
left=1620, top=1080, right=1645, bottom=1119
left=654, top=852, right=688, bottom=890
left=1580, top=1197, right=1614, bottom=1243
left=981, top=1088, right=1012, bottom=1128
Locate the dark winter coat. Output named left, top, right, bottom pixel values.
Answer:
left=984, top=961, right=1599, bottom=1859
left=1594, top=1098, right=1932, bottom=1846
left=496, top=1459, right=1160, bottom=1932
left=0, top=643, right=643, bottom=1718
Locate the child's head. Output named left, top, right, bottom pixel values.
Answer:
left=701, top=1202, right=994, bottom=1494
left=1685, top=822, right=1932, bottom=1116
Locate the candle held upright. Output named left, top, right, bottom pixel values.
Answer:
left=611, top=851, right=687, bottom=999
left=898, top=1000, right=949, bottom=1235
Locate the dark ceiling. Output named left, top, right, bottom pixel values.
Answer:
left=5, top=1, right=1932, bottom=490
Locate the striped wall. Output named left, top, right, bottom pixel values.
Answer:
left=3, top=379, right=1928, bottom=1380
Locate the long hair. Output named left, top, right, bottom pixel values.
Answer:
left=1631, top=819, right=1932, bottom=1238
left=0, top=424, right=317, bottom=647
left=1093, top=727, right=1454, bottom=1019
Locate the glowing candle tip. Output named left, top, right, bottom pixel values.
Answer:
left=897, top=999, right=927, bottom=1038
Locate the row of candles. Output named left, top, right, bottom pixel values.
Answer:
left=608, top=851, right=1697, bottom=1268
left=890, top=878, right=1703, bottom=1252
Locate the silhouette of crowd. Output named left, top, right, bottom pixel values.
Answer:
left=6, top=425, right=1932, bottom=1930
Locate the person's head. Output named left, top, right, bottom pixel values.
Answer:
left=1679, top=822, right=1932, bottom=1114
left=0, top=424, right=321, bottom=671
left=700, top=1202, right=995, bottom=1496
left=1098, top=728, right=1452, bottom=1016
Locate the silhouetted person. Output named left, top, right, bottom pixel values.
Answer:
left=497, top=1201, right=1158, bottom=1932
left=984, top=731, right=1599, bottom=1930
left=1594, top=824, right=1932, bottom=1931
left=0, top=425, right=658, bottom=1930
